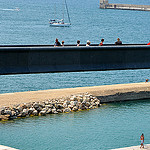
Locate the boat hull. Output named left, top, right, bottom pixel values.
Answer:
left=49, top=23, right=71, bottom=27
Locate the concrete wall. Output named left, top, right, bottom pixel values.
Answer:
left=100, top=0, right=150, bottom=11
left=107, top=3, right=150, bottom=11
left=0, top=44, right=150, bottom=75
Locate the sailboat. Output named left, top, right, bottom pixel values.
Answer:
left=49, top=0, right=71, bottom=27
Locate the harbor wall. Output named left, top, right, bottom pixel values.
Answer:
left=1, top=82, right=150, bottom=120
left=100, top=0, right=150, bottom=11
left=0, top=44, right=150, bottom=75
left=0, top=82, right=150, bottom=107
left=106, top=3, right=150, bottom=11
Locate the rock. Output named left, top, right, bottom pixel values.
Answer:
left=26, top=103, right=32, bottom=108
left=82, top=100, right=86, bottom=104
left=63, top=103, right=68, bottom=108
left=46, top=108, right=52, bottom=114
left=45, top=105, right=51, bottom=109
left=0, top=114, right=10, bottom=121
left=64, top=100, right=70, bottom=105
left=89, top=105, right=93, bottom=109
left=0, top=92, right=101, bottom=121
left=39, top=110, right=46, bottom=116
left=33, top=102, right=40, bottom=109
left=16, top=106, right=23, bottom=112
left=68, top=105, right=73, bottom=109
left=39, top=102, right=45, bottom=108
left=42, top=108, right=47, bottom=111
left=44, top=101, right=49, bottom=105
left=57, top=104, right=64, bottom=109
left=85, top=102, right=91, bottom=107
left=17, top=113, right=22, bottom=117
left=63, top=108, right=71, bottom=113
left=20, top=112, right=27, bottom=117
left=72, top=106, right=78, bottom=111
left=57, top=109, right=62, bottom=113
left=55, top=104, right=59, bottom=109
left=36, top=106, right=42, bottom=112
left=85, top=106, right=89, bottom=110
left=20, top=103, right=27, bottom=109
left=0, top=109, right=5, bottom=115
left=11, top=111, right=16, bottom=116
left=23, top=109, right=29, bottom=115
left=10, top=111, right=17, bottom=119
left=95, top=101, right=100, bottom=106
left=53, top=111, right=58, bottom=114
left=15, top=110, right=20, bottom=116
left=32, top=110, right=38, bottom=116
left=70, top=95, right=78, bottom=101
left=52, top=108, right=57, bottom=114
left=70, top=101, right=77, bottom=107
left=91, top=102, right=96, bottom=106
left=4, top=109, right=12, bottom=115
left=28, top=108, right=35, bottom=114
left=10, top=115, right=17, bottom=119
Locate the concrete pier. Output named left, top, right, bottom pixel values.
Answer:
left=111, top=144, right=150, bottom=150
left=100, top=0, right=150, bottom=11
left=1, top=82, right=150, bottom=108
left=0, top=145, right=19, bottom=150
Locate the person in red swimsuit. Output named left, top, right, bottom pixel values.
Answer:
left=140, top=133, right=144, bottom=148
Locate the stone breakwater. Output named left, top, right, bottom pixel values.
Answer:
left=0, top=93, right=100, bottom=121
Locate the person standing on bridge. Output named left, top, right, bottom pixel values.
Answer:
left=86, top=40, right=91, bottom=46
left=62, top=41, right=64, bottom=47
left=140, top=133, right=144, bottom=148
left=54, top=38, right=61, bottom=47
left=115, top=38, right=122, bottom=45
left=99, top=38, right=104, bottom=46
left=77, top=40, right=80, bottom=46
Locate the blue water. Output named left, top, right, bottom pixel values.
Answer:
left=1, top=101, right=150, bottom=150
left=0, top=0, right=150, bottom=45
left=0, top=0, right=150, bottom=149
left=0, top=69, right=150, bottom=94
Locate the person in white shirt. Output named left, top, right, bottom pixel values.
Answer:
left=86, top=40, right=91, bottom=46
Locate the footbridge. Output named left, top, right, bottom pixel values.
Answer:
left=0, top=44, right=150, bottom=75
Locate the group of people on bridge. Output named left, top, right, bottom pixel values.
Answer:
left=54, top=38, right=150, bottom=47
left=54, top=38, right=123, bottom=47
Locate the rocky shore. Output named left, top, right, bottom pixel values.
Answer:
left=1, top=82, right=150, bottom=121
left=0, top=93, right=101, bottom=121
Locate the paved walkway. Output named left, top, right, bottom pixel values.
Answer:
left=0, top=145, right=19, bottom=150
left=111, top=144, right=150, bottom=150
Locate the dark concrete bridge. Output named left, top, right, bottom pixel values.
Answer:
left=0, top=44, right=150, bottom=75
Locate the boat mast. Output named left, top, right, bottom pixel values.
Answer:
left=65, top=0, right=71, bottom=24
left=54, top=4, right=56, bottom=20
left=63, top=2, right=64, bottom=22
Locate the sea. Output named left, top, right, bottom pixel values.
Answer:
left=0, top=0, right=150, bottom=149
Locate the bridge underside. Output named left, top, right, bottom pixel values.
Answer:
left=0, top=44, right=150, bottom=75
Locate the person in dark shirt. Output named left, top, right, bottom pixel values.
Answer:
left=77, top=40, right=80, bottom=46
left=54, top=38, right=61, bottom=47
left=115, top=38, right=122, bottom=45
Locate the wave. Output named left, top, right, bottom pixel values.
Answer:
left=0, top=8, right=20, bottom=11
